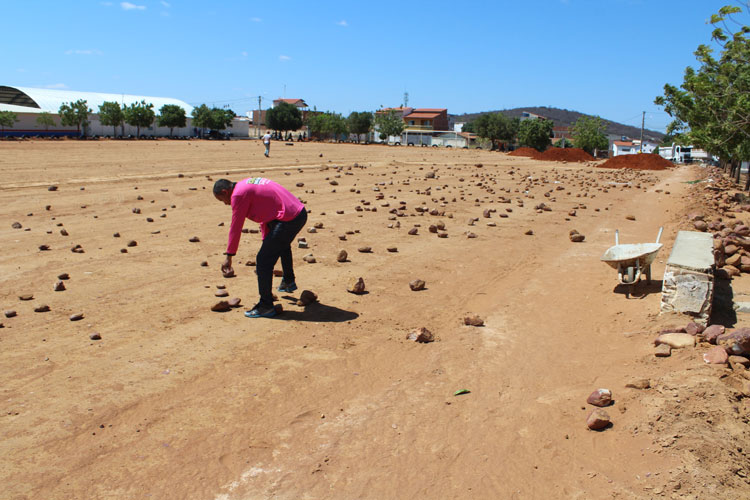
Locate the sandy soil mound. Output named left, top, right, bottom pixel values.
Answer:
left=599, top=153, right=673, bottom=170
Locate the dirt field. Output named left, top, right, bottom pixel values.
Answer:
left=1, top=140, right=749, bottom=499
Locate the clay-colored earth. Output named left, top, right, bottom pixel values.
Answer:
left=1, top=140, right=749, bottom=499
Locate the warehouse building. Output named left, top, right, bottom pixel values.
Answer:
left=0, top=85, right=249, bottom=138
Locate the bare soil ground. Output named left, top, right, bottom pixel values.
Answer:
left=1, top=140, right=749, bottom=499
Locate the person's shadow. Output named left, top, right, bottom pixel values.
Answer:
left=277, top=300, right=359, bottom=322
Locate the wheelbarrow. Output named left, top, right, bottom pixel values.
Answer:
left=600, top=227, right=663, bottom=285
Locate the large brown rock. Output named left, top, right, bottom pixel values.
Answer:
left=693, top=220, right=709, bottom=232
left=337, top=249, right=348, bottom=262
left=211, top=301, right=231, bottom=312
left=464, top=315, right=484, bottom=327
left=586, top=389, right=612, bottom=407
left=655, top=333, right=695, bottom=349
left=297, top=290, right=318, bottom=306
left=703, top=346, right=729, bottom=364
left=685, top=322, right=706, bottom=336
left=586, top=409, right=611, bottom=430
left=702, top=324, right=725, bottom=344
left=409, top=279, right=426, bottom=291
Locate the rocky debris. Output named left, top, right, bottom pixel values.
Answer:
left=11, top=222, right=22, bottom=229
left=127, top=240, right=137, bottom=247
left=19, top=294, right=34, bottom=301
left=34, top=304, right=50, bottom=313
left=464, top=315, right=484, bottom=327
left=655, top=344, right=672, bottom=357
left=5, top=310, right=17, bottom=318
left=215, top=289, right=229, bottom=297
left=39, top=244, right=50, bottom=251
left=703, top=324, right=726, bottom=343
left=348, top=277, right=366, bottom=294
left=298, top=238, right=308, bottom=249
left=297, top=290, right=318, bottom=306
left=625, top=379, right=650, bottom=389
left=703, top=346, right=729, bottom=364
left=228, top=298, right=241, bottom=307
left=437, top=232, right=448, bottom=238
left=625, top=215, right=636, bottom=221
left=48, top=185, right=58, bottom=191
left=685, top=322, right=706, bottom=336
left=189, top=236, right=200, bottom=243
left=429, top=224, right=438, bottom=233
left=406, top=327, right=434, bottom=343
left=586, top=389, right=612, bottom=407
left=693, top=220, right=709, bottom=232
left=274, top=303, right=284, bottom=314
left=337, top=249, right=348, bottom=262
left=54, top=280, right=66, bottom=291
left=113, top=232, right=120, bottom=238
left=569, top=230, right=585, bottom=242
left=729, top=355, right=750, bottom=368
left=586, top=409, right=611, bottom=430
left=71, top=244, right=84, bottom=253
left=655, top=333, right=696, bottom=349
left=69, top=313, right=84, bottom=321
left=89, top=333, right=101, bottom=340
left=146, top=217, right=154, bottom=223
left=296, top=182, right=304, bottom=187
left=409, top=279, right=426, bottom=291
left=132, top=207, right=141, bottom=214
left=717, top=328, right=750, bottom=356
left=211, top=301, right=231, bottom=312
left=358, top=246, right=372, bottom=253
left=273, top=269, right=283, bottom=277
left=525, top=229, right=534, bottom=236
left=467, top=232, right=477, bottom=238
left=408, top=227, right=418, bottom=235
left=60, top=228, right=68, bottom=236
left=222, top=267, right=235, bottom=278
left=303, top=254, right=316, bottom=263
left=387, top=246, right=398, bottom=252
left=200, top=261, right=208, bottom=267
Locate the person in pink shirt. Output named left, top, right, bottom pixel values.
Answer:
left=214, top=177, right=307, bottom=318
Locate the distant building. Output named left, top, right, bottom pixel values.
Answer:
left=552, top=126, right=571, bottom=140
left=0, top=85, right=248, bottom=137
left=272, top=98, right=308, bottom=109
left=612, top=139, right=658, bottom=156
left=520, top=111, right=547, bottom=121
left=374, top=106, right=450, bottom=145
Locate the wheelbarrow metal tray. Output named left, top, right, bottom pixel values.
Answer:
left=600, top=243, right=663, bottom=270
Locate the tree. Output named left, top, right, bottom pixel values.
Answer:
left=655, top=4, right=750, bottom=187
left=123, top=100, right=155, bottom=138
left=554, top=137, right=573, bottom=148
left=473, top=113, right=519, bottom=150
left=306, top=111, right=348, bottom=141
left=462, top=121, right=476, bottom=133
left=518, top=118, right=553, bottom=151
left=266, top=101, right=303, bottom=133
left=571, top=116, right=608, bottom=155
left=59, top=99, right=91, bottom=137
left=35, top=112, right=56, bottom=132
left=98, top=101, right=124, bottom=138
left=347, top=111, right=373, bottom=143
left=158, top=104, right=187, bottom=137
left=191, top=105, right=234, bottom=137
left=373, top=109, right=404, bottom=142
left=0, top=110, right=18, bottom=136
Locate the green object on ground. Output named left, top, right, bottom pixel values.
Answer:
left=454, top=389, right=470, bottom=396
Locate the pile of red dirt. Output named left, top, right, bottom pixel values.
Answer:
left=598, top=153, right=673, bottom=171
left=538, top=147, right=594, bottom=162
left=508, top=147, right=543, bottom=159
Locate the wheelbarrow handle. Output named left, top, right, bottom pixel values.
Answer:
left=656, top=226, right=663, bottom=244
left=615, top=229, right=619, bottom=246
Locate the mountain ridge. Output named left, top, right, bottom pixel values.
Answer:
left=450, top=106, right=665, bottom=143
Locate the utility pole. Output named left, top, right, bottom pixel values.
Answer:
left=639, top=111, right=645, bottom=153
left=257, top=96, right=262, bottom=138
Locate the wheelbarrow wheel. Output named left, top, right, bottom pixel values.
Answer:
left=626, top=266, right=636, bottom=284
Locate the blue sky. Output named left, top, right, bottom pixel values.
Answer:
left=2, top=0, right=739, bottom=132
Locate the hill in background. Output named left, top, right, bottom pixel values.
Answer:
left=451, top=106, right=665, bottom=143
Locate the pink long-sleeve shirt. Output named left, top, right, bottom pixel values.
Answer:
left=226, top=177, right=305, bottom=255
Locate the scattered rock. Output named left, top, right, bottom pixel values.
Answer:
left=703, top=324, right=725, bottom=343
left=200, top=261, right=208, bottom=267
left=569, top=230, right=585, bottom=242
left=4, top=310, right=17, bottom=318
left=586, top=389, right=612, bottom=407
left=358, top=246, right=372, bottom=253
left=11, top=222, right=22, bottom=229
left=693, top=220, right=709, bottom=232
left=189, top=236, right=200, bottom=243
left=273, top=269, right=283, bottom=277
left=297, top=290, right=318, bottom=306
left=717, top=327, right=750, bottom=356
left=127, top=240, right=137, bottom=247
left=215, top=289, right=229, bottom=297
left=39, top=244, right=50, bottom=251
left=303, top=254, right=316, bottom=263
left=337, top=249, right=348, bottom=262
left=625, top=379, right=650, bottom=389
left=19, top=294, right=33, bottom=301
left=60, top=228, right=68, bottom=236
left=525, top=229, right=534, bottom=236
left=54, top=280, right=66, bottom=291
left=348, top=277, right=366, bottom=294
left=655, top=344, right=672, bottom=357
left=406, top=327, right=434, bottom=343
left=586, top=409, right=611, bottom=430
left=685, top=322, right=706, bottom=335
left=408, top=228, right=418, bottom=235
left=387, top=246, right=398, bottom=252
left=729, top=355, right=750, bottom=368
left=228, top=298, right=241, bottom=308
left=655, top=333, right=695, bottom=349
left=625, top=215, right=636, bottom=221
left=69, top=313, right=84, bottom=321
left=409, top=279, right=426, bottom=291
left=48, top=185, right=58, bottom=191
left=464, top=315, right=484, bottom=327
left=211, top=301, right=231, bottom=312
left=703, top=346, right=729, bottom=364
left=71, top=244, right=84, bottom=253
left=89, top=333, right=101, bottom=340
left=34, top=304, right=50, bottom=313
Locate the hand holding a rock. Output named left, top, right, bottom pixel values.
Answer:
left=221, top=256, right=234, bottom=276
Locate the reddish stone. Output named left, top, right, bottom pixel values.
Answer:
left=464, top=315, right=484, bottom=327
left=586, top=409, right=611, bottom=430
left=717, top=328, right=750, bottom=356
left=685, top=322, right=706, bottom=335
left=406, top=327, right=434, bottom=343
left=409, top=279, right=426, bottom=291
left=211, top=301, right=231, bottom=312
left=703, top=346, right=729, bottom=364
left=586, top=389, right=612, bottom=407
left=297, top=290, right=318, bottom=306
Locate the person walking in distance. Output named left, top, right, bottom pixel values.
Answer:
left=263, top=130, right=272, bottom=157
left=213, top=177, right=307, bottom=318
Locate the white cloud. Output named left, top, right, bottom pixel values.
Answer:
left=279, top=55, right=291, bottom=61
left=251, top=17, right=261, bottom=22
left=336, top=20, right=348, bottom=27
left=44, top=83, right=68, bottom=89
left=65, top=49, right=102, bottom=56
left=121, top=2, right=146, bottom=10
left=160, top=1, right=170, bottom=6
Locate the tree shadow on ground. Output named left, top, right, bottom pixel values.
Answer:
left=711, top=277, right=737, bottom=328
left=277, top=301, right=359, bottom=323
left=613, top=280, right=663, bottom=299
